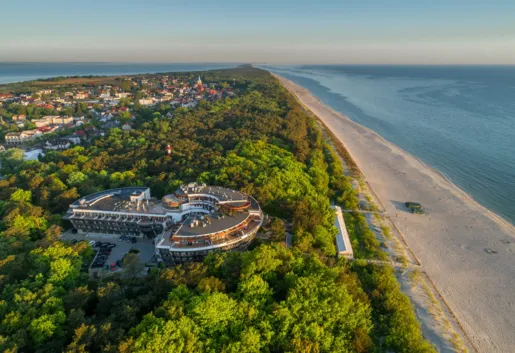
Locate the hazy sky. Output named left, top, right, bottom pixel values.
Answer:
left=1, top=0, right=515, bottom=64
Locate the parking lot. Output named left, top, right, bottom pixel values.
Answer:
left=60, top=230, right=156, bottom=275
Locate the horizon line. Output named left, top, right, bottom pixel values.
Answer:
left=1, top=61, right=515, bottom=67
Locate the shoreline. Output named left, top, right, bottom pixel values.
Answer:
left=286, top=75, right=515, bottom=234
left=274, top=73, right=515, bottom=353
left=333, top=108, right=515, bottom=234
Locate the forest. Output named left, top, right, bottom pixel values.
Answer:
left=0, top=67, right=435, bottom=352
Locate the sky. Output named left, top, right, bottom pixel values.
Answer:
left=1, top=0, right=515, bottom=64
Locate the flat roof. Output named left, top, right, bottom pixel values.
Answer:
left=333, top=205, right=354, bottom=259
left=71, top=187, right=167, bottom=215
left=88, top=196, right=166, bottom=215
left=175, top=212, right=249, bottom=237
left=71, top=187, right=148, bottom=206
left=177, top=184, right=247, bottom=203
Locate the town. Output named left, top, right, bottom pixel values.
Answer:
left=0, top=74, right=236, bottom=157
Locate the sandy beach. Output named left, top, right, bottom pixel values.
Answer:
left=275, top=75, right=515, bottom=353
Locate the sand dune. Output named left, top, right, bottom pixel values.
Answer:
left=276, top=74, right=515, bottom=353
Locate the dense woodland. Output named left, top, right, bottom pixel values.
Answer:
left=0, top=67, right=435, bottom=352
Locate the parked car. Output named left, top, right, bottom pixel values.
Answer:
left=89, top=240, right=96, bottom=246
left=110, top=263, right=117, bottom=271
left=116, top=260, right=123, bottom=268
left=131, top=237, right=137, bottom=244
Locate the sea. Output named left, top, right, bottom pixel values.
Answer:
left=260, top=65, right=515, bottom=225
left=1, top=63, right=514, bottom=225
left=0, top=62, right=238, bottom=84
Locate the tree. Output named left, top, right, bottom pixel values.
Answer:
left=120, top=80, right=132, bottom=92
left=197, top=276, right=226, bottom=293
left=269, top=218, right=286, bottom=242
left=0, top=148, right=24, bottom=171
left=123, top=253, right=144, bottom=280
left=10, top=188, right=32, bottom=203
left=67, top=171, right=88, bottom=186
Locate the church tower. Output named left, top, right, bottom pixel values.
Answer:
left=197, top=76, right=204, bottom=91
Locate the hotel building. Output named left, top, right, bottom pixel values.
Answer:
left=64, top=183, right=263, bottom=264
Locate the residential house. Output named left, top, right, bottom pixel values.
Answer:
left=0, top=93, right=14, bottom=101
left=11, top=114, right=27, bottom=122
left=44, top=138, right=71, bottom=151
left=32, top=118, right=51, bottom=128
left=37, top=126, right=58, bottom=134
left=32, top=115, right=73, bottom=127
left=52, top=116, right=73, bottom=125
left=182, top=101, right=198, bottom=108
left=4, top=130, right=42, bottom=145
left=138, top=98, right=154, bottom=106
left=99, top=90, right=112, bottom=99
left=74, top=92, right=89, bottom=100
left=67, top=135, right=81, bottom=145
left=115, top=92, right=131, bottom=98
left=84, top=126, right=104, bottom=138
left=101, top=120, right=120, bottom=129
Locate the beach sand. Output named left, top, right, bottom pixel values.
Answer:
left=275, top=74, right=515, bottom=353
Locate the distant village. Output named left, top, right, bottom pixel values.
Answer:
left=0, top=74, right=236, bottom=159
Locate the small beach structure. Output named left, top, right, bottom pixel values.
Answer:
left=405, top=201, right=424, bottom=214
left=332, top=205, right=354, bottom=259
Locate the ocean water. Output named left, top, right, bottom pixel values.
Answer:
left=0, top=62, right=238, bottom=84
left=260, top=65, right=515, bottom=225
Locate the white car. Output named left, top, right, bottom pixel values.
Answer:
left=89, top=240, right=96, bottom=246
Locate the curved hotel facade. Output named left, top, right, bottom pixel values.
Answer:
left=64, top=183, right=263, bottom=264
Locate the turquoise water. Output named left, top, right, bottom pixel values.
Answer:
left=0, top=62, right=238, bottom=84
left=261, top=65, right=515, bottom=225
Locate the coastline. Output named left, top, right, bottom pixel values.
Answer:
left=0, top=62, right=239, bottom=85
left=274, top=73, right=515, bottom=353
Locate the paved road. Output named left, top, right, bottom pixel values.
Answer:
left=285, top=232, right=293, bottom=248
